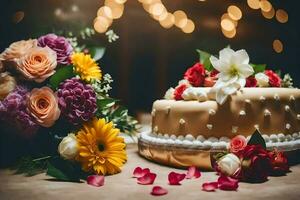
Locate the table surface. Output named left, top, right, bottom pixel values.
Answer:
left=0, top=144, right=300, bottom=200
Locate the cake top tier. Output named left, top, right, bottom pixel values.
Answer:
left=164, top=47, right=295, bottom=105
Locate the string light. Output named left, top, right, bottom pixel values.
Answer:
left=276, top=9, right=288, bottom=23
left=273, top=39, right=283, bottom=53
left=259, top=0, right=272, bottom=12
left=261, top=6, right=275, bottom=19
left=227, top=5, right=242, bottom=20
left=247, top=0, right=260, bottom=10
left=12, top=11, right=25, bottom=24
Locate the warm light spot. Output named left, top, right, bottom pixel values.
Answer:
left=261, top=7, right=275, bottom=19
left=276, top=9, right=288, bottom=23
left=247, top=0, right=260, bottom=10
left=97, top=6, right=113, bottom=19
left=227, top=5, right=242, bottom=21
left=94, top=16, right=110, bottom=33
left=158, top=10, right=168, bottom=21
left=222, top=28, right=236, bottom=38
left=114, top=0, right=127, bottom=3
left=221, top=18, right=235, bottom=31
left=181, top=19, right=195, bottom=33
left=159, top=13, right=175, bottom=29
left=221, top=13, right=237, bottom=27
left=105, top=0, right=124, bottom=19
left=260, top=0, right=272, bottom=12
left=273, top=39, right=283, bottom=53
left=12, top=11, right=25, bottom=24
left=174, top=10, right=188, bottom=28
left=150, top=3, right=165, bottom=16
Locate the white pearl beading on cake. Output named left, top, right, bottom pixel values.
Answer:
left=139, top=131, right=300, bottom=151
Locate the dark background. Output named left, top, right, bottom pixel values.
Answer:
left=1, top=0, right=299, bottom=114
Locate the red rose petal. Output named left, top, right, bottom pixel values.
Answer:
left=87, top=175, right=105, bottom=187
left=218, top=175, right=239, bottom=191
left=133, top=167, right=151, bottom=178
left=137, top=172, right=157, bottom=185
left=202, top=182, right=218, bottom=192
left=186, top=166, right=201, bottom=179
left=151, top=186, right=168, bottom=196
left=168, top=171, right=186, bottom=185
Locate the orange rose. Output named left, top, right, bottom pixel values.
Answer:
left=0, top=72, right=17, bottom=100
left=27, top=87, right=61, bottom=127
left=0, top=39, right=38, bottom=61
left=17, top=46, right=57, bottom=83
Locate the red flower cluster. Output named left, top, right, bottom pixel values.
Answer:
left=265, top=70, right=281, bottom=87
left=269, top=150, right=289, bottom=175
left=174, top=84, right=188, bottom=100
left=184, top=63, right=206, bottom=87
left=245, top=76, right=257, bottom=87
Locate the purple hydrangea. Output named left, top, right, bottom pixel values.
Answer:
left=0, top=86, right=39, bottom=136
left=57, top=78, right=97, bottom=125
left=38, top=33, right=73, bottom=65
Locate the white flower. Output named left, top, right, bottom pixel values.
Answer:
left=164, top=87, right=175, bottom=100
left=217, top=153, right=241, bottom=176
left=58, top=134, right=78, bottom=160
left=210, top=48, right=254, bottom=104
left=255, top=72, right=269, bottom=87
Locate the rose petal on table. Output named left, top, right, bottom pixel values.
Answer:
left=202, top=182, right=218, bottom=192
left=137, top=172, right=157, bottom=185
left=151, top=186, right=168, bottom=196
left=186, top=166, right=201, bottom=179
left=217, top=175, right=239, bottom=191
left=133, top=167, right=151, bottom=178
left=168, top=171, right=186, bottom=185
left=87, top=175, right=105, bottom=187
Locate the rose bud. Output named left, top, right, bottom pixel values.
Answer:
left=58, top=133, right=78, bottom=160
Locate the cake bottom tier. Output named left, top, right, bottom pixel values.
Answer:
left=138, top=131, right=300, bottom=169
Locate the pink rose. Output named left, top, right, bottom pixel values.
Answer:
left=230, top=135, right=247, bottom=153
left=265, top=70, right=281, bottom=87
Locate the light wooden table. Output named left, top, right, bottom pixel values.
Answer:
left=0, top=144, right=300, bottom=200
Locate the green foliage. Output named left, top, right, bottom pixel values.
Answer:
left=247, top=129, right=266, bottom=150
left=196, top=49, right=213, bottom=71
left=11, top=156, right=49, bottom=176
left=89, top=46, right=106, bottom=61
left=49, top=65, right=75, bottom=89
left=251, top=64, right=266, bottom=74
left=46, top=158, right=83, bottom=182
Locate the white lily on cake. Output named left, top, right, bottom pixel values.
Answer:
left=209, top=48, right=254, bottom=104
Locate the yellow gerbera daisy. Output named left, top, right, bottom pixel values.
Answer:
left=71, top=52, right=102, bottom=82
left=76, top=118, right=127, bottom=175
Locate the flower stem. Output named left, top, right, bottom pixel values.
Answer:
left=33, top=156, right=51, bottom=162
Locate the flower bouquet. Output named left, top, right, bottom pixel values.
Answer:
left=0, top=33, right=138, bottom=182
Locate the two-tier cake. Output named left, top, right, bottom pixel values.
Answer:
left=138, top=47, right=300, bottom=169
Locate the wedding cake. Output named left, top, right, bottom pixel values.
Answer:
left=138, top=47, right=300, bottom=169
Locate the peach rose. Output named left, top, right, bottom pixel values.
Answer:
left=0, top=72, right=17, bottom=100
left=17, top=46, right=57, bottom=83
left=27, top=87, right=61, bottom=127
left=0, top=39, right=38, bottom=61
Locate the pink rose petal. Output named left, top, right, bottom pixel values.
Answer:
left=151, top=186, right=168, bottom=196
left=186, top=166, right=201, bottom=179
left=137, top=172, right=157, bottom=185
left=202, top=182, right=218, bottom=192
left=133, top=167, right=151, bottom=178
left=168, top=172, right=186, bottom=185
left=217, top=175, right=239, bottom=191
left=87, top=175, right=105, bottom=187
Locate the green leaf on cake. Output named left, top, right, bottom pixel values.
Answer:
left=247, top=129, right=267, bottom=150
left=251, top=64, right=266, bottom=74
left=196, top=49, right=213, bottom=71
left=49, top=65, right=75, bottom=89
left=89, top=46, right=106, bottom=61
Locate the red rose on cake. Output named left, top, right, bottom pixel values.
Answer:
left=268, top=150, right=289, bottom=175
left=239, top=145, right=272, bottom=183
left=265, top=70, right=281, bottom=87
left=245, top=76, right=257, bottom=87
left=174, top=84, right=188, bottom=100
left=184, top=63, right=205, bottom=87
left=204, top=70, right=219, bottom=87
